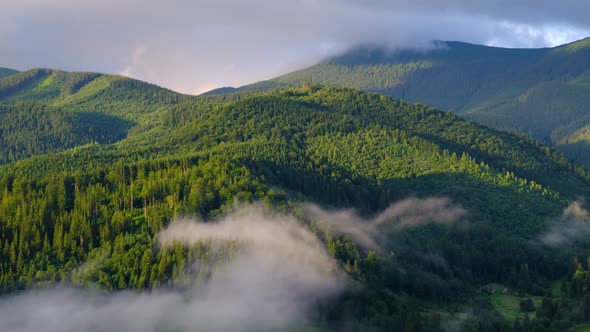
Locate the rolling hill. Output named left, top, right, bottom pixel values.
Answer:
left=225, top=38, right=590, bottom=166
left=0, top=67, right=18, bottom=78
left=0, top=68, right=190, bottom=163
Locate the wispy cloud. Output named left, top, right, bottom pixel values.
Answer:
left=304, top=197, right=467, bottom=251
left=540, top=201, right=590, bottom=246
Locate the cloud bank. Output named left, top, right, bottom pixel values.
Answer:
left=1, top=0, right=589, bottom=93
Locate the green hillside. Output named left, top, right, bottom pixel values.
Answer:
left=0, top=68, right=190, bottom=163
left=0, top=67, right=18, bottom=78
left=234, top=38, right=590, bottom=165
left=2, top=75, right=590, bottom=330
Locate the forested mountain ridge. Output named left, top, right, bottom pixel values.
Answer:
left=224, top=37, right=590, bottom=166
left=0, top=68, right=190, bottom=163
left=3, top=70, right=590, bottom=330
left=0, top=67, right=18, bottom=78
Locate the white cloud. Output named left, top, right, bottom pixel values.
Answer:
left=487, top=22, right=590, bottom=48
left=540, top=201, right=590, bottom=246
left=119, top=44, right=147, bottom=77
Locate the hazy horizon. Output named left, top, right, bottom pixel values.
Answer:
left=2, top=0, right=590, bottom=94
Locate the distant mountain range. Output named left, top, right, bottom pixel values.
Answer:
left=209, top=37, right=590, bottom=165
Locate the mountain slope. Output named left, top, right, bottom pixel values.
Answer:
left=1, top=85, right=588, bottom=260
left=0, top=68, right=191, bottom=163
left=0, top=67, right=18, bottom=78
left=3, top=77, right=590, bottom=329
left=238, top=38, right=590, bottom=165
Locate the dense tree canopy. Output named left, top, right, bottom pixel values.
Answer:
left=1, top=69, right=590, bottom=331
left=233, top=38, right=590, bottom=167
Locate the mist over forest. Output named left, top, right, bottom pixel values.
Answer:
left=2, top=1, right=590, bottom=331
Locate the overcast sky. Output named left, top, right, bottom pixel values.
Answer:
left=1, top=0, right=589, bottom=94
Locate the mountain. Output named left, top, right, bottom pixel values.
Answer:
left=229, top=38, right=590, bottom=165
left=0, top=67, right=18, bottom=78
left=200, top=86, right=237, bottom=95
left=2, top=70, right=590, bottom=330
left=0, top=68, right=190, bottom=163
